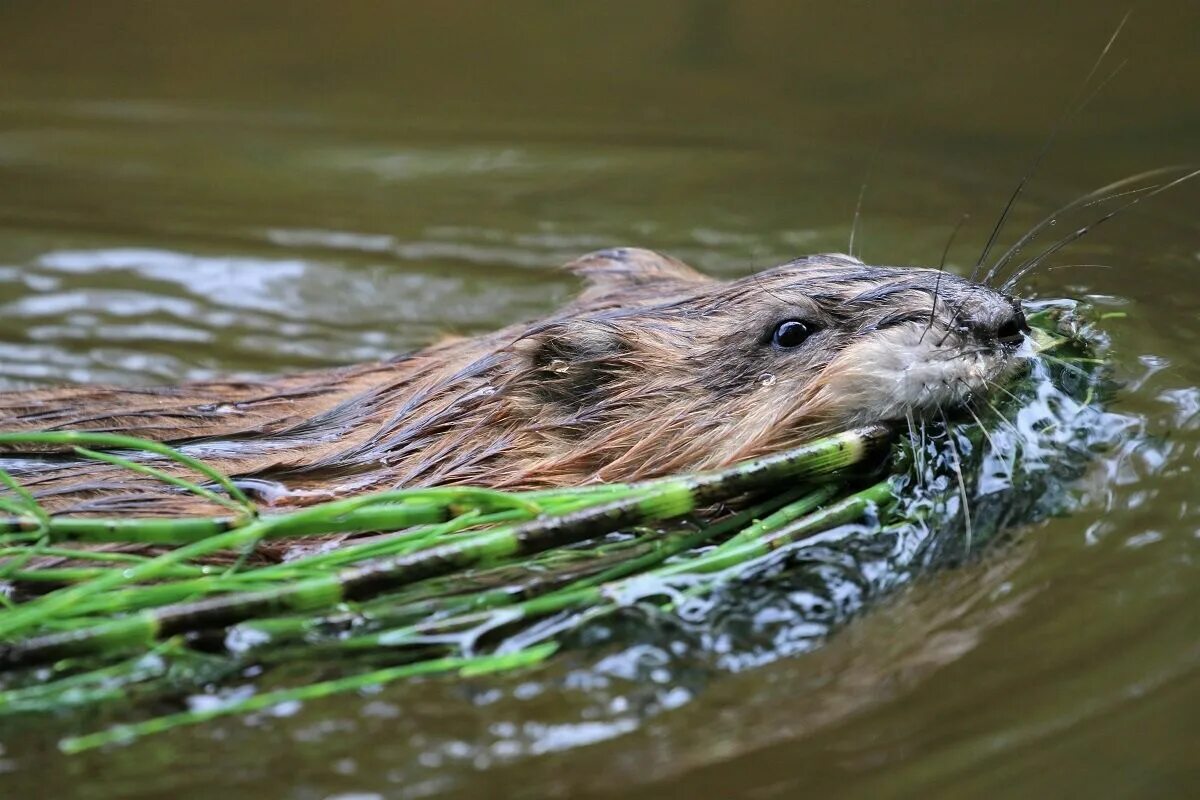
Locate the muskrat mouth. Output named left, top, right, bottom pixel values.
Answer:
left=817, top=319, right=1030, bottom=431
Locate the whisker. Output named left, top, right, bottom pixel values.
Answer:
left=925, top=347, right=993, bottom=366
left=1075, top=58, right=1129, bottom=125
left=939, top=212, right=971, bottom=272
left=1045, top=262, right=1114, bottom=272
left=940, top=408, right=974, bottom=554
left=990, top=380, right=1026, bottom=408
left=983, top=166, right=1190, bottom=286
left=1080, top=183, right=1161, bottom=208
left=921, top=214, right=970, bottom=345
left=903, top=409, right=926, bottom=492
left=935, top=300, right=974, bottom=347
left=848, top=179, right=868, bottom=260
left=904, top=408, right=931, bottom=489
left=971, top=10, right=1131, bottom=283
left=921, top=272, right=944, bottom=346
left=1001, top=167, right=1200, bottom=292
left=959, top=379, right=1014, bottom=484
left=977, top=377, right=1021, bottom=435
left=985, top=397, right=1020, bottom=436
left=847, top=115, right=897, bottom=261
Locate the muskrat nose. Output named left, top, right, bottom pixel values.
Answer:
left=965, top=296, right=1028, bottom=345
left=995, top=303, right=1029, bottom=344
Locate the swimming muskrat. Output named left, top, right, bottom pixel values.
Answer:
left=0, top=247, right=1028, bottom=517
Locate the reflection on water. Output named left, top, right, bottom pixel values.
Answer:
left=0, top=1, right=1198, bottom=798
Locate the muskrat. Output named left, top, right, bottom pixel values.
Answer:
left=0, top=247, right=1028, bottom=517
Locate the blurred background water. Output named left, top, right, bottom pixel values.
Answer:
left=0, top=2, right=1198, bottom=798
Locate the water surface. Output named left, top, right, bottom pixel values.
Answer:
left=0, top=2, right=1198, bottom=798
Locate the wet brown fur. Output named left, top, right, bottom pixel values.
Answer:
left=0, top=248, right=1024, bottom=517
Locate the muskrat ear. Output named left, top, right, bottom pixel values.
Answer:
left=565, top=247, right=711, bottom=306
left=516, top=320, right=630, bottom=410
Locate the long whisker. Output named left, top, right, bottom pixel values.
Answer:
left=940, top=407, right=974, bottom=554
left=976, top=376, right=1021, bottom=434
left=936, top=293, right=979, bottom=347
left=1001, top=167, right=1200, bottom=292
left=1080, top=182, right=1161, bottom=208
left=848, top=116, right=897, bottom=260
left=989, top=379, right=1026, bottom=408
left=971, top=10, right=1131, bottom=282
left=905, top=409, right=921, bottom=462
left=903, top=410, right=917, bottom=446
left=921, top=214, right=970, bottom=345
left=903, top=409, right=927, bottom=492
left=928, top=347, right=993, bottom=364
left=958, top=379, right=1014, bottom=484
left=1045, top=262, right=1113, bottom=272
left=939, top=212, right=971, bottom=271
left=848, top=179, right=868, bottom=260
left=982, top=166, right=1189, bottom=286
left=1078, top=57, right=1129, bottom=115
left=983, top=395, right=1019, bottom=436
left=936, top=314, right=962, bottom=348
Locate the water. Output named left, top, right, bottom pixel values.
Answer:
left=1, top=2, right=1199, bottom=797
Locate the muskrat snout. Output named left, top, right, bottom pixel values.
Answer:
left=996, top=303, right=1030, bottom=346
left=962, top=294, right=1029, bottom=347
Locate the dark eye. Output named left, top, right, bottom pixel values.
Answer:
left=771, top=320, right=814, bottom=348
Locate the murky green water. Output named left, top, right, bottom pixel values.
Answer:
left=1, top=2, right=1198, bottom=797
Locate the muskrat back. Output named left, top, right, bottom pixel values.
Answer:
left=0, top=247, right=1028, bottom=516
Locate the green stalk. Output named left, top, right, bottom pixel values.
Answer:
left=709, top=483, right=840, bottom=553
left=0, top=431, right=254, bottom=512
left=331, top=482, right=890, bottom=653
left=0, top=464, right=49, bottom=530
left=655, top=480, right=895, bottom=577
left=7, top=501, right=645, bottom=621
left=233, top=489, right=815, bottom=654
left=0, top=487, right=548, bottom=640
left=71, top=446, right=246, bottom=514
left=0, top=426, right=890, bottom=666
left=0, top=521, right=273, bottom=642
left=58, top=643, right=558, bottom=753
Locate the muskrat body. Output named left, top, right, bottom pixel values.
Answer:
left=0, top=248, right=1027, bottom=517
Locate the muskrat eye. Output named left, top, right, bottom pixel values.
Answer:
left=771, top=320, right=814, bottom=348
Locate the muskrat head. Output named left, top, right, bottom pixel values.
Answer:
left=511, top=248, right=1029, bottom=480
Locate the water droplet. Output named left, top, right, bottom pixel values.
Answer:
left=759, top=372, right=777, bottom=387
left=198, top=402, right=237, bottom=414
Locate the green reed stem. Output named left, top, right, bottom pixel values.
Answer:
left=58, top=643, right=558, bottom=754
left=71, top=446, right=246, bottom=514
left=0, top=464, right=49, bottom=530
left=231, top=488, right=816, bottom=653
left=0, top=431, right=255, bottom=512
left=0, top=426, right=890, bottom=666
left=331, top=482, right=888, bottom=654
